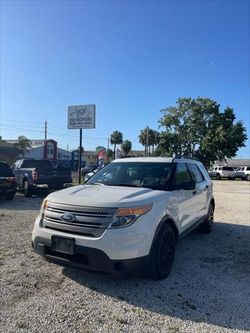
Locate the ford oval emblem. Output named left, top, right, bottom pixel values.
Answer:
left=61, top=213, right=75, bottom=222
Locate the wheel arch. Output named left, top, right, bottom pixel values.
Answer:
left=150, top=215, right=179, bottom=255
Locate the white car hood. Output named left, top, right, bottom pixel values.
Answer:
left=47, top=184, right=166, bottom=207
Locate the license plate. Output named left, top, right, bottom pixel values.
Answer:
left=51, top=236, right=75, bottom=255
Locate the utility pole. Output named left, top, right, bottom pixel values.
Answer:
left=106, top=137, right=110, bottom=162
left=78, top=129, right=82, bottom=184
left=45, top=119, right=47, bottom=140
left=146, top=126, right=149, bottom=157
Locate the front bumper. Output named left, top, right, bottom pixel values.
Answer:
left=32, top=236, right=149, bottom=274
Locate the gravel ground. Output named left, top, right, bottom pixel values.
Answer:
left=0, top=181, right=250, bottom=333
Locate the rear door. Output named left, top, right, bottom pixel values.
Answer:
left=187, top=163, right=208, bottom=220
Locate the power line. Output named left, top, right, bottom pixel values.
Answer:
left=1, top=118, right=44, bottom=125
left=1, top=125, right=44, bottom=134
left=1, top=122, right=44, bottom=130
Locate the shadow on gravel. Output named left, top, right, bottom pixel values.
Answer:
left=63, top=221, right=250, bottom=331
left=0, top=192, right=48, bottom=210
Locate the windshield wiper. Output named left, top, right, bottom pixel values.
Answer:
left=87, top=182, right=104, bottom=186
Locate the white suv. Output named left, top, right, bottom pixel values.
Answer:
left=234, top=166, right=250, bottom=181
left=209, top=165, right=235, bottom=180
left=32, top=157, right=215, bottom=280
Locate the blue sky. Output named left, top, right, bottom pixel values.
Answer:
left=1, top=0, right=249, bottom=156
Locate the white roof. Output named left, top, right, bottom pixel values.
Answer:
left=112, top=157, right=173, bottom=163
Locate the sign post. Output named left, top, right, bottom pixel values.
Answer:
left=68, top=105, right=96, bottom=184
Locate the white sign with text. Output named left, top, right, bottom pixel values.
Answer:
left=68, top=104, right=96, bottom=129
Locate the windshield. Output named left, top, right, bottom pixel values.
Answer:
left=85, top=162, right=173, bottom=190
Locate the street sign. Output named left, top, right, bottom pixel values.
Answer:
left=68, top=104, right=96, bottom=129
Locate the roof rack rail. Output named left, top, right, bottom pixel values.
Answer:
left=172, top=155, right=198, bottom=162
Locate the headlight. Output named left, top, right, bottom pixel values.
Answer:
left=110, top=204, right=152, bottom=228
left=39, top=199, right=48, bottom=217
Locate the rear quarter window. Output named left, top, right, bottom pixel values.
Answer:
left=222, top=167, right=234, bottom=171
left=187, top=163, right=204, bottom=183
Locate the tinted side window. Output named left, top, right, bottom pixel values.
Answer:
left=187, top=163, right=204, bottom=183
left=223, top=166, right=233, bottom=171
left=247, top=167, right=250, bottom=171
left=174, top=164, right=192, bottom=189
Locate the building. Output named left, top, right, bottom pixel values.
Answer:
left=215, top=158, right=250, bottom=168
left=5, top=139, right=71, bottom=161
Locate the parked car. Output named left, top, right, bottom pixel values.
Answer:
left=81, top=163, right=98, bottom=175
left=234, top=166, right=250, bottom=181
left=0, top=161, right=17, bottom=199
left=84, top=163, right=108, bottom=182
left=208, top=166, right=235, bottom=180
left=32, top=156, right=215, bottom=280
left=12, top=159, right=72, bottom=197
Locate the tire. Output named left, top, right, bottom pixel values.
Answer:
left=150, top=224, right=176, bottom=280
left=247, top=175, right=250, bottom=181
left=23, top=180, right=32, bottom=197
left=200, top=203, right=214, bottom=233
left=215, top=174, right=221, bottom=180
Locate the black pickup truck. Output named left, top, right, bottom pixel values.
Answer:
left=12, top=159, right=72, bottom=197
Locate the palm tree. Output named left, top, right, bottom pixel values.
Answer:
left=138, top=128, right=147, bottom=156
left=139, top=128, right=160, bottom=156
left=110, top=130, right=123, bottom=158
left=151, top=130, right=160, bottom=155
left=121, top=140, right=132, bottom=156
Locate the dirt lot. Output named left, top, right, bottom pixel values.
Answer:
left=0, top=181, right=250, bottom=333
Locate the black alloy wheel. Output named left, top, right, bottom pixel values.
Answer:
left=151, top=224, right=176, bottom=280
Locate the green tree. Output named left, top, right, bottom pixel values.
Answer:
left=139, top=128, right=160, bottom=156
left=110, top=130, right=123, bottom=158
left=121, top=140, right=132, bottom=156
left=14, top=136, right=32, bottom=152
left=157, top=97, right=247, bottom=166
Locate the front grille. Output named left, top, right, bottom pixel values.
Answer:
left=43, top=201, right=116, bottom=237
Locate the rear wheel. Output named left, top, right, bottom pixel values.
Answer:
left=216, top=174, right=221, bottom=180
left=23, top=180, right=32, bottom=197
left=247, top=175, right=250, bottom=181
left=150, top=224, right=176, bottom=280
left=200, top=203, right=214, bottom=233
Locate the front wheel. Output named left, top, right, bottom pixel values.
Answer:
left=200, top=203, right=214, bottom=233
left=150, top=224, right=176, bottom=280
left=23, top=180, right=32, bottom=197
left=247, top=175, right=250, bottom=181
left=216, top=174, right=221, bottom=180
